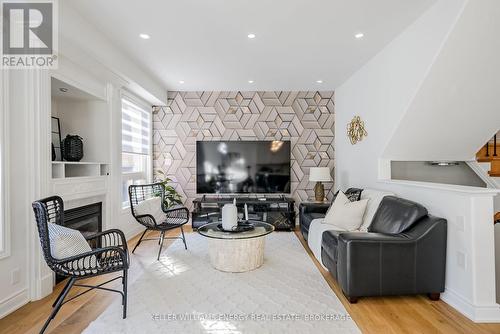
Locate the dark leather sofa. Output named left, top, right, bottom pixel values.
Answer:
left=299, top=195, right=447, bottom=303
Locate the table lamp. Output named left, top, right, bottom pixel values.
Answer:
left=309, top=167, right=332, bottom=201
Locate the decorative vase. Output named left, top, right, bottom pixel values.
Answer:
left=222, top=203, right=238, bottom=231
left=314, top=182, right=325, bottom=201
left=62, top=134, right=84, bottom=162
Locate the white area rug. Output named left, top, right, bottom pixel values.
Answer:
left=83, top=232, right=360, bottom=334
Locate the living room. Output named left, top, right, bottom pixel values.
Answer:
left=0, top=0, right=500, bottom=333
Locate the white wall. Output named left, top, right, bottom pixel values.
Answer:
left=59, top=2, right=166, bottom=106
left=496, top=224, right=500, bottom=303
left=391, top=161, right=486, bottom=187
left=0, top=71, right=31, bottom=318
left=52, top=98, right=110, bottom=163
left=336, top=0, right=466, bottom=190
left=335, top=0, right=500, bottom=322
left=383, top=0, right=500, bottom=160
left=0, top=3, right=164, bottom=318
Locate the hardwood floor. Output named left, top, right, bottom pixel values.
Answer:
left=293, top=230, right=500, bottom=334
left=0, top=229, right=179, bottom=334
left=1, top=228, right=500, bottom=333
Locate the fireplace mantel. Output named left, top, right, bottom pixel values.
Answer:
left=50, top=176, right=108, bottom=201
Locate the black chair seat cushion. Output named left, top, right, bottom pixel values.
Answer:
left=368, top=196, right=428, bottom=234
left=156, top=219, right=187, bottom=230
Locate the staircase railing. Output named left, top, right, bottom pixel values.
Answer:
left=485, top=134, right=497, bottom=157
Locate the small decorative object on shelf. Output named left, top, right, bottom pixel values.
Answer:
left=62, top=134, right=84, bottom=161
left=51, top=143, right=56, bottom=161
left=309, top=167, right=332, bottom=202
left=347, top=116, right=368, bottom=145
left=222, top=200, right=238, bottom=231
left=51, top=116, right=63, bottom=161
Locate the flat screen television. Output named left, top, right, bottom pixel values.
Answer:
left=196, top=141, right=291, bottom=194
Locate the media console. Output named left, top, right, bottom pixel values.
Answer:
left=192, top=196, right=296, bottom=231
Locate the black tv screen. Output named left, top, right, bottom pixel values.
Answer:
left=196, top=141, right=291, bottom=194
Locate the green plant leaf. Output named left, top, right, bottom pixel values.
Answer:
left=155, top=172, right=183, bottom=208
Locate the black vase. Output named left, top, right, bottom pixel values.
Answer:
left=62, top=135, right=84, bottom=162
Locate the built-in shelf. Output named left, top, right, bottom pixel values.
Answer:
left=52, top=161, right=110, bottom=179
left=51, top=74, right=110, bottom=181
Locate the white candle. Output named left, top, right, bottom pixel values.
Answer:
left=244, top=203, right=249, bottom=221
left=222, top=204, right=238, bottom=231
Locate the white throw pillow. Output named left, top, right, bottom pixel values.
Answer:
left=48, top=223, right=97, bottom=274
left=324, top=191, right=368, bottom=231
left=134, top=196, right=165, bottom=224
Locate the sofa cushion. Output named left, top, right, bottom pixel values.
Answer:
left=324, top=188, right=363, bottom=217
left=324, top=191, right=368, bottom=231
left=134, top=197, right=165, bottom=224
left=368, top=196, right=428, bottom=234
left=48, top=223, right=97, bottom=274
left=359, top=188, right=395, bottom=231
left=345, top=188, right=363, bottom=202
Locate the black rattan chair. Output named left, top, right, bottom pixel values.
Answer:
left=129, top=183, right=189, bottom=260
left=32, top=196, right=129, bottom=334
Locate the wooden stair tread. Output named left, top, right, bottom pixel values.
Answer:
left=477, top=157, right=500, bottom=163
left=488, top=172, right=500, bottom=177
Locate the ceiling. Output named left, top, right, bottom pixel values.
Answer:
left=51, top=77, right=100, bottom=101
left=69, top=0, right=436, bottom=91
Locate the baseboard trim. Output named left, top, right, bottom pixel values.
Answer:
left=40, top=273, right=54, bottom=299
left=442, top=288, right=500, bottom=322
left=0, top=288, right=29, bottom=319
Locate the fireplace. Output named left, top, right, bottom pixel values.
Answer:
left=56, top=202, right=102, bottom=283
left=64, top=202, right=102, bottom=237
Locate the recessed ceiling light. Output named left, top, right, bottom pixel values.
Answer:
left=248, top=80, right=254, bottom=84
left=354, top=33, right=364, bottom=39
left=247, top=33, right=256, bottom=39
left=316, top=80, right=323, bottom=84
left=139, top=33, right=150, bottom=40
left=59, top=87, right=68, bottom=93
left=179, top=80, right=185, bottom=84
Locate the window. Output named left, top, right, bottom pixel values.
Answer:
left=121, top=93, right=152, bottom=207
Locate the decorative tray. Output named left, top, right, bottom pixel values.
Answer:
left=216, top=222, right=255, bottom=233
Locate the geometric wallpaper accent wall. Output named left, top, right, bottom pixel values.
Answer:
left=152, top=91, right=335, bottom=210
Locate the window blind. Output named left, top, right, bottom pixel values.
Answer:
left=121, top=96, right=151, bottom=155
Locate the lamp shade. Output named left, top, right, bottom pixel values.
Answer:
left=309, top=167, right=332, bottom=182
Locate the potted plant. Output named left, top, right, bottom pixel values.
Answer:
left=155, top=169, right=183, bottom=208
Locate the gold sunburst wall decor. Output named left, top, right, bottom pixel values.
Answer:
left=347, top=116, right=368, bottom=145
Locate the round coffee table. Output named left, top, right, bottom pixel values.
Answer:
left=198, top=221, right=274, bottom=273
